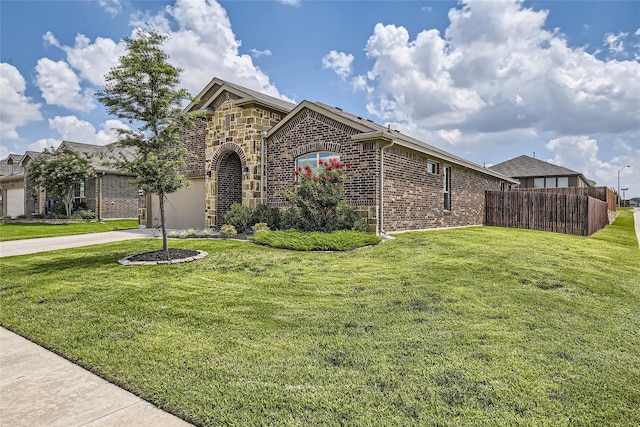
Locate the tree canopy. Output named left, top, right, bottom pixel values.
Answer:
left=27, top=148, right=95, bottom=217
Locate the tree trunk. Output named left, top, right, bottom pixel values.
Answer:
left=159, top=192, right=168, bottom=255
left=64, top=191, right=74, bottom=217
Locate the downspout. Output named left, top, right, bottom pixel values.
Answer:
left=379, top=138, right=395, bottom=235
left=260, top=130, right=267, bottom=204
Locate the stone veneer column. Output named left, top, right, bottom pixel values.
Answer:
left=204, top=99, right=285, bottom=229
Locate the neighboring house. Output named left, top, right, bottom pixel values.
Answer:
left=0, top=152, right=42, bottom=217
left=57, top=141, right=142, bottom=219
left=0, top=142, right=142, bottom=220
left=489, top=155, right=594, bottom=189
left=146, top=77, right=517, bottom=233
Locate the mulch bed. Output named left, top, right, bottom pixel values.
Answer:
left=127, top=248, right=200, bottom=262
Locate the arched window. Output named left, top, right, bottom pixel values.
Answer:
left=295, top=151, right=340, bottom=174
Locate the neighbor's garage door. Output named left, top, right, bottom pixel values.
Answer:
left=6, top=188, right=25, bottom=217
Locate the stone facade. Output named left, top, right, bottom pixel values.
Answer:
left=204, top=97, right=288, bottom=228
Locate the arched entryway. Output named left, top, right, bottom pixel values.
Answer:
left=216, top=151, right=243, bottom=227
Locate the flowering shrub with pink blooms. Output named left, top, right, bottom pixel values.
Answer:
left=283, top=157, right=365, bottom=232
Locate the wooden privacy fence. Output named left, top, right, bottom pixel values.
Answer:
left=511, top=186, right=616, bottom=212
left=484, top=191, right=609, bottom=236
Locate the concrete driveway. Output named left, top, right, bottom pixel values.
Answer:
left=0, top=228, right=155, bottom=258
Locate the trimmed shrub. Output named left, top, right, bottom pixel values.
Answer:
left=280, top=206, right=303, bottom=231
left=252, top=222, right=270, bottom=234
left=250, top=203, right=281, bottom=230
left=220, top=224, right=238, bottom=238
left=224, top=203, right=251, bottom=232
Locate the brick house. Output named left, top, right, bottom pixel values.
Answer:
left=57, top=141, right=142, bottom=219
left=489, top=155, right=594, bottom=189
left=0, top=151, right=43, bottom=218
left=148, top=77, right=516, bottom=233
left=0, top=142, right=142, bottom=220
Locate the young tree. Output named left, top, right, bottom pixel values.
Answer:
left=98, top=30, right=201, bottom=255
left=27, top=148, right=95, bottom=217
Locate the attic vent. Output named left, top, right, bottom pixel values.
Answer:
left=357, top=116, right=362, bottom=120
left=366, top=119, right=374, bottom=123
left=335, top=107, right=343, bottom=111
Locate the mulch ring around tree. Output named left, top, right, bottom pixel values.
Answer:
left=118, top=248, right=208, bottom=266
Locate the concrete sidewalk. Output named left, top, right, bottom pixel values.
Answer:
left=0, top=228, right=155, bottom=258
left=0, top=328, right=192, bottom=427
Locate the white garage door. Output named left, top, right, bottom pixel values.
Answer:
left=6, top=188, right=25, bottom=217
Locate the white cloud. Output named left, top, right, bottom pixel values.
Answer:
left=353, top=0, right=640, bottom=149
left=438, top=129, right=462, bottom=145
left=43, top=0, right=291, bottom=104
left=250, top=48, right=272, bottom=58
left=604, top=32, right=628, bottom=57
left=0, top=63, right=42, bottom=139
left=43, top=31, right=60, bottom=48
left=35, top=58, right=95, bottom=111
left=29, top=138, right=61, bottom=153
left=44, top=31, right=126, bottom=86
left=29, top=116, right=131, bottom=151
left=351, top=75, right=372, bottom=93
left=322, top=50, right=354, bottom=79
left=98, top=0, right=123, bottom=16
left=131, top=0, right=291, bottom=101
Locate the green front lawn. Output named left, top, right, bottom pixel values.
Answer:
left=1, top=212, right=639, bottom=425
left=0, top=219, right=138, bottom=241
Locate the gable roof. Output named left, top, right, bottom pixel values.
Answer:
left=58, top=141, right=135, bottom=174
left=186, top=77, right=296, bottom=114
left=0, top=154, right=24, bottom=176
left=268, top=100, right=518, bottom=184
left=18, top=151, right=42, bottom=168
left=489, top=155, right=585, bottom=178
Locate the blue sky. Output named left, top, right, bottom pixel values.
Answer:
left=1, top=0, right=639, bottom=196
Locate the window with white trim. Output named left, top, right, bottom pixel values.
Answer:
left=443, top=165, right=452, bottom=211
left=557, top=176, right=569, bottom=188
left=295, top=152, right=340, bottom=175
left=427, top=161, right=438, bottom=174
left=73, top=181, right=85, bottom=205
left=546, top=177, right=557, bottom=188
